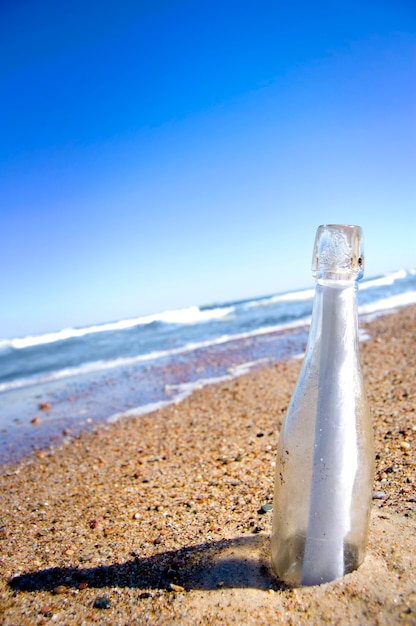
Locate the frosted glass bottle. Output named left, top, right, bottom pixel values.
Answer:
left=271, top=224, right=374, bottom=586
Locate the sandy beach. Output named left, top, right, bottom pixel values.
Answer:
left=0, top=305, right=415, bottom=625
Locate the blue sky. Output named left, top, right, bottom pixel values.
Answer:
left=1, top=0, right=415, bottom=338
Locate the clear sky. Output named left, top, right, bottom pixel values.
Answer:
left=1, top=0, right=415, bottom=339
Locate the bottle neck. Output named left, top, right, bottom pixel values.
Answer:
left=306, top=278, right=360, bottom=360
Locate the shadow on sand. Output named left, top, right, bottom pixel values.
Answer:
left=9, top=535, right=286, bottom=593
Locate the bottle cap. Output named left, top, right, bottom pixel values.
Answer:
left=312, top=224, right=364, bottom=280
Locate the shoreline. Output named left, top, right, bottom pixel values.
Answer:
left=0, top=305, right=415, bottom=624
left=0, top=304, right=407, bottom=466
left=0, top=324, right=308, bottom=465
left=1, top=323, right=312, bottom=465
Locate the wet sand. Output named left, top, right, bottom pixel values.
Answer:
left=0, top=306, right=415, bottom=624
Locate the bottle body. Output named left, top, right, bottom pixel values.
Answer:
left=271, top=227, right=374, bottom=586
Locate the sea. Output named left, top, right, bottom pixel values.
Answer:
left=1, top=268, right=416, bottom=464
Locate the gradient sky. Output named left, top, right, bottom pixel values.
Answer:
left=1, top=0, right=415, bottom=338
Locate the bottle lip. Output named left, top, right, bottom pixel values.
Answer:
left=312, top=224, right=364, bottom=281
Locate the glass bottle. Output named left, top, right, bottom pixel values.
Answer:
left=271, top=224, right=374, bottom=586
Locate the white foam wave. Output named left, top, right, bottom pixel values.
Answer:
left=0, top=305, right=234, bottom=351
left=1, top=269, right=412, bottom=352
left=360, top=269, right=407, bottom=290
left=359, top=290, right=416, bottom=315
left=248, top=288, right=315, bottom=308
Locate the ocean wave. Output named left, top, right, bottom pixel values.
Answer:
left=245, top=288, right=315, bottom=308
left=2, top=282, right=415, bottom=394
left=251, top=269, right=411, bottom=305
left=0, top=305, right=234, bottom=351
left=360, top=268, right=408, bottom=290
left=359, top=290, right=416, bottom=315
left=2, top=269, right=412, bottom=352
left=0, top=316, right=311, bottom=393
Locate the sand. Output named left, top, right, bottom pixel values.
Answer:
left=0, top=305, right=415, bottom=625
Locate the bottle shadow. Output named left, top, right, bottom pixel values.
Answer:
left=9, top=535, right=286, bottom=593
